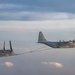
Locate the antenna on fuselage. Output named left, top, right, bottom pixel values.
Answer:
left=9, top=40, right=13, bottom=52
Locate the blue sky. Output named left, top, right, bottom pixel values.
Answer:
left=0, top=0, right=75, bottom=20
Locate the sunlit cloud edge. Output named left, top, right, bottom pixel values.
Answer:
left=41, top=61, right=63, bottom=68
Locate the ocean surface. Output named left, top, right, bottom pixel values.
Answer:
left=0, top=29, right=75, bottom=75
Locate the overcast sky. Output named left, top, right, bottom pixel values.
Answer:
left=0, top=0, right=75, bottom=20
left=0, top=0, right=75, bottom=32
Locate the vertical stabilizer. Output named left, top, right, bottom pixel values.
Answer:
left=9, top=40, right=13, bottom=52
left=38, top=31, right=46, bottom=43
left=3, top=41, right=5, bottom=51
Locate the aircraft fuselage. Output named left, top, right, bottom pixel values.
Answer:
left=38, top=31, right=75, bottom=48
left=43, top=41, right=75, bottom=48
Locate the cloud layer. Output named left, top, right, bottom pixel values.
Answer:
left=0, top=0, right=75, bottom=13
left=0, top=2, right=75, bottom=20
left=0, top=20, right=75, bottom=31
left=0, top=11, right=75, bottom=20
left=0, top=4, right=23, bottom=9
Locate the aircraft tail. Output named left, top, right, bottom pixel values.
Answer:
left=9, top=40, right=13, bottom=52
left=38, top=31, right=46, bottom=43
left=3, top=41, right=5, bottom=51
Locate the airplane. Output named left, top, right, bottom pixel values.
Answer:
left=0, top=41, right=15, bottom=57
left=38, top=31, right=75, bottom=48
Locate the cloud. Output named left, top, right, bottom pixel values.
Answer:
left=0, top=11, right=75, bottom=20
left=0, top=3, right=44, bottom=12
left=0, top=4, right=23, bottom=9
left=0, top=20, right=75, bottom=31
left=0, top=0, right=75, bottom=13
left=50, top=62, right=63, bottom=68
left=41, top=62, right=63, bottom=68
left=4, top=62, right=14, bottom=68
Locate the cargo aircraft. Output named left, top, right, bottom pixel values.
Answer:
left=38, top=31, right=75, bottom=48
